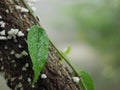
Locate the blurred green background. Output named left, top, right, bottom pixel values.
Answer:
left=34, top=0, right=120, bottom=90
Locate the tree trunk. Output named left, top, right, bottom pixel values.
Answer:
left=0, top=0, right=80, bottom=90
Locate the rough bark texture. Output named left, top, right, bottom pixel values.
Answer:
left=0, top=0, right=80, bottom=90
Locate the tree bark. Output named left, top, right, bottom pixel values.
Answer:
left=0, top=0, right=80, bottom=90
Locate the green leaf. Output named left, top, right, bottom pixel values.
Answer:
left=60, top=46, right=71, bottom=62
left=63, top=46, right=71, bottom=55
left=27, top=25, right=49, bottom=85
left=79, top=71, right=94, bottom=90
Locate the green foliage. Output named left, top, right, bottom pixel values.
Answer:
left=79, top=71, right=94, bottom=90
left=63, top=46, right=71, bottom=55
left=27, top=25, right=49, bottom=85
left=60, top=46, right=71, bottom=62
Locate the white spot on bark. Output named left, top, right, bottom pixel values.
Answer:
left=7, top=56, right=11, bottom=60
left=11, top=60, right=15, bottom=63
left=15, top=53, right=21, bottom=59
left=27, top=77, right=31, bottom=83
left=23, top=14, right=27, bottom=18
left=21, top=7, right=29, bottom=13
left=18, top=75, right=23, bottom=80
left=41, top=73, right=47, bottom=79
left=8, top=28, right=19, bottom=36
left=0, top=30, right=5, bottom=35
left=0, top=21, right=6, bottom=28
left=18, top=44, right=22, bottom=48
left=15, top=83, right=22, bottom=90
left=27, top=28, right=30, bottom=32
left=7, top=36, right=12, bottom=39
left=22, top=66, right=27, bottom=71
left=0, top=15, right=2, bottom=19
left=15, top=5, right=29, bottom=13
left=0, top=21, right=3, bottom=24
left=1, top=66, right=4, bottom=70
left=32, top=85, right=35, bottom=88
left=15, top=5, right=21, bottom=10
left=0, top=58, right=3, bottom=61
left=17, top=31, right=24, bottom=37
left=10, top=50, right=15, bottom=55
left=25, top=63, right=29, bottom=68
left=31, top=7, right=36, bottom=11
left=1, top=22, right=5, bottom=28
left=5, top=9, right=9, bottom=13
left=4, top=45, right=8, bottom=49
left=0, top=36, right=7, bottom=40
left=11, top=77, right=16, bottom=81
left=72, top=77, right=80, bottom=83
left=15, top=50, right=28, bottom=59
left=21, top=50, right=28, bottom=56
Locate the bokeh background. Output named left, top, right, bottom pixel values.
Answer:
left=0, top=0, right=120, bottom=90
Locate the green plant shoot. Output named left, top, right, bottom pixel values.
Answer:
left=27, top=25, right=49, bottom=85
left=63, top=46, right=71, bottom=55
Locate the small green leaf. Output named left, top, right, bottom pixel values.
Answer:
left=60, top=46, right=71, bottom=62
left=27, top=25, right=49, bottom=85
left=63, top=46, right=71, bottom=55
left=79, top=71, right=94, bottom=90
